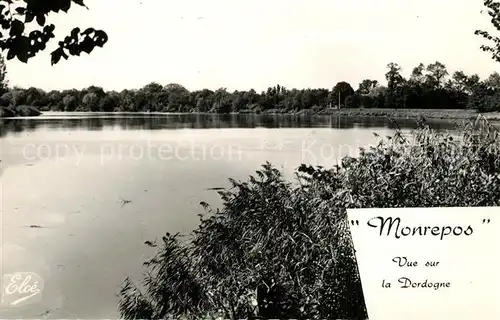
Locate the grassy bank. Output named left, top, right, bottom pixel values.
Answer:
left=20, top=106, right=500, bottom=121
left=0, top=105, right=41, bottom=118
left=255, top=107, right=500, bottom=120
left=3, top=105, right=500, bottom=123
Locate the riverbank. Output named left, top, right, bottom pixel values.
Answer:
left=256, top=108, right=500, bottom=120
left=3, top=106, right=500, bottom=121
left=0, top=105, right=41, bottom=118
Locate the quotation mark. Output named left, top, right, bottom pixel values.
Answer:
left=482, top=218, right=491, bottom=224
left=350, top=220, right=359, bottom=226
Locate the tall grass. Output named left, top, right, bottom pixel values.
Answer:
left=118, top=116, right=500, bottom=319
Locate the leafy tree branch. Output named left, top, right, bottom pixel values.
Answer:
left=0, top=0, right=107, bottom=65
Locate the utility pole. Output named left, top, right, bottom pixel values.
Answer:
left=338, top=91, right=341, bottom=109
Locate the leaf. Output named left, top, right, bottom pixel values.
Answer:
left=25, top=12, right=34, bottom=23
left=0, top=20, right=9, bottom=29
left=82, top=27, right=95, bottom=35
left=61, top=0, right=72, bottom=12
left=17, top=50, right=28, bottom=63
left=15, top=7, right=26, bottom=15
left=80, top=36, right=94, bottom=53
left=93, top=30, right=108, bottom=47
left=61, top=49, right=69, bottom=60
left=6, top=49, right=15, bottom=60
left=36, top=14, right=46, bottom=26
left=73, top=0, right=88, bottom=8
left=42, top=24, right=56, bottom=33
left=50, top=47, right=64, bottom=65
left=9, top=20, right=24, bottom=37
left=70, top=27, right=80, bottom=38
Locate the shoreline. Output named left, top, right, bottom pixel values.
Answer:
left=0, top=105, right=42, bottom=118
left=255, top=108, right=500, bottom=120
left=309, top=108, right=500, bottom=120
left=2, top=107, right=500, bottom=121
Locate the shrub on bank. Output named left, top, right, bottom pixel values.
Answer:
left=0, top=105, right=41, bottom=117
left=118, top=116, right=500, bottom=319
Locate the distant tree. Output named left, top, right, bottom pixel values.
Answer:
left=425, top=61, right=448, bottom=88
left=466, top=74, right=481, bottom=94
left=0, top=0, right=107, bottom=65
left=84, top=86, right=106, bottom=98
left=345, top=94, right=361, bottom=108
left=450, top=71, right=469, bottom=91
left=212, top=88, right=232, bottom=113
left=164, top=83, right=189, bottom=93
left=9, top=87, right=27, bottom=106
left=192, top=89, right=214, bottom=113
left=300, top=89, right=316, bottom=109
left=142, top=82, right=163, bottom=111
left=448, top=71, right=480, bottom=95
left=62, top=94, right=77, bottom=111
left=163, top=83, right=190, bottom=111
left=485, top=71, right=500, bottom=89
left=385, top=63, right=405, bottom=91
left=118, top=89, right=136, bottom=112
left=468, top=83, right=500, bottom=112
left=24, top=87, right=46, bottom=106
left=143, top=82, right=163, bottom=93
left=330, top=81, right=354, bottom=107
left=385, top=63, right=405, bottom=107
left=243, top=89, right=259, bottom=105
left=46, top=90, right=63, bottom=108
left=231, top=91, right=247, bottom=112
left=475, top=0, right=500, bottom=62
left=409, top=63, right=425, bottom=84
left=99, top=92, right=119, bottom=112
left=357, top=79, right=378, bottom=94
left=0, top=90, right=11, bottom=106
left=82, top=92, right=99, bottom=111
left=368, top=85, right=387, bottom=97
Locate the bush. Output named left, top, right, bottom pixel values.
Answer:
left=0, top=105, right=41, bottom=117
left=118, top=116, right=500, bottom=319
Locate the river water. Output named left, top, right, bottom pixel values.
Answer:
left=0, top=112, right=465, bottom=318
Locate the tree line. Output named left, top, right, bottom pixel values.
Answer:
left=1, top=1, right=499, bottom=116
left=2, top=60, right=500, bottom=114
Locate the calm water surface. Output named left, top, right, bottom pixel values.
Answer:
left=0, top=112, right=465, bottom=318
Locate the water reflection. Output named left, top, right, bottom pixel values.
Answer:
left=0, top=112, right=465, bottom=137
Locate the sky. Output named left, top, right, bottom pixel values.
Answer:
left=5, top=0, right=500, bottom=92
